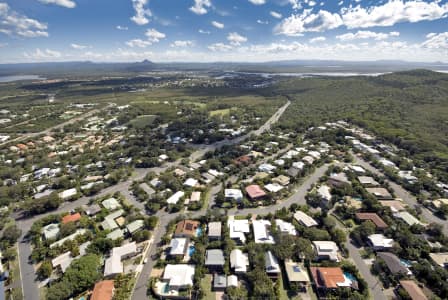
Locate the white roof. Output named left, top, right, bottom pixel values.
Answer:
left=170, top=238, right=188, bottom=256
left=183, top=178, right=198, bottom=187
left=253, top=220, right=274, bottom=244
left=258, top=163, right=276, bottom=173
left=276, top=219, right=297, bottom=235
left=225, top=189, right=243, bottom=200
left=368, top=234, right=394, bottom=248
left=265, top=251, right=280, bottom=273
left=228, top=218, right=250, bottom=243
left=265, top=183, right=284, bottom=193
left=208, top=222, right=222, bottom=237
left=393, top=211, right=423, bottom=226
left=126, top=220, right=144, bottom=234
left=52, top=252, right=72, bottom=273
left=102, top=197, right=121, bottom=210
left=294, top=211, right=318, bottom=227
left=163, top=264, right=195, bottom=287
left=167, top=191, right=185, bottom=204
left=313, top=241, right=339, bottom=261
left=42, top=223, right=60, bottom=240
left=112, top=242, right=137, bottom=258
left=107, top=229, right=125, bottom=240
left=230, top=249, right=249, bottom=273
left=317, top=185, right=332, bottom=200
left=302, top=155, right=315, bottom=164
left=101, top=217, right=118, bottom=231
left=308, top=151, right=321, bottom=159
left=50, top=229, right=86, bottom=248
left=104, top=255, right=122, bottom=276
left=227, top=275, right=238, bottom=287
left=59, top=188, right=77, bottom=199
left=292, top=161, right=305, bottom=170
left=350, top=165, right=366, bottom=173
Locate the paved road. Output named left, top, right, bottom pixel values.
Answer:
left=352, top=154, right=448, bottom=235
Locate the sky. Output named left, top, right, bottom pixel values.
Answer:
left=0, top=0, right=447, bottom=63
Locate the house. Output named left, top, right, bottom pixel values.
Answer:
left=366, top=187, right=393, bottom=199
left=59, top=188, right=77, bottom=200
left=287, top=166, right=300, bottom=177
left=208, top=222, right=222, bottom=240
left=139, top=183, right=155, bottom=196
left=245, top=185, right=266, bottom=200
left=190, top=191, right=201, bottom=203
left=169, top=238, right=188, bottom=257
left=399, top=280, right=428, bottom=300
left=174, top=220, right=200, bottom=238
left=213, top=274, right=227, bottom=291
left=62, top=212, right=81, bottom=224
left=42, top=223, right=59, bottom=240
left=358, top=176, right=380, bottom=187
left=377, top=252, right=412, bottom=275
left=91, top=280, right=115, bottom=300
left=107, top=229, right=125, bottom=241
left=52, top=252, right=73, bottom=273
left=349, top=165, right=366, bottom=174
left=205, top=249, right=225, bottom=271
left=264, top=183, right=284, bottom=193
left=284, top=260, right=310, bottom=288
left=393, top=211, right=424, bottom=227
left=184, top=178, right=198, bottom=188
left=234, top=155, right=251, bottom=165
left=328, top=173, right=350, bottom=187
left=83, top=204, right=101, bottom=216
left=104, top=242, right=137, bottom=277
left=367, top=234, right=394, bottom=250
left=167, top=191, right=185, bottom=204
left=355, top=213, right=388, bottom=230
left=302, top=156, right=315, bottom=165
left=101, top=209, right=124, bottom=231
left=379, top=200, right=406, bottom=212
left=126, top=220, right=144, bottom=234
left=102, top=198, right=121, bottom=210
left=431, top=198, right=448, bottom=210
left=273, top=175, right=290, bottom=186
left=162, top=264, right=195, bottom=290
left=265, top=251, right=281, bottom=278
left=225, top=189, right=243, bottom=202
left=313, top=241, right=340, bottom=262
left=317, top=185, right=332, bottom=206
left=310, top=267, right=354, bottom=290
left=227, top=275, right=238, bottom=288
left=429, top=252, right=448, bottom=268
left=275, top=219, right=297, bottom=235
left=230, top=249, right=249, bottom=273
left=50, top=229, right=87, bottom=248
left=253, top=220, right=274, bottom=244
left=292, top=161, right=305, bottom=170
left=294, top=210, right=318, bottom=227
left=258, top=163, right=276, bottom=173
left=228, top=218, right=250, bottom=244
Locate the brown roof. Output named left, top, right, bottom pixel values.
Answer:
left=399, top=280, right=428, bottom=300
left=379, top=200, right=406, bottom=212
left=355, top=213, right=388, bottom=229
left=234, top=155, right=251, bottom=165
left=366, top=187, right=393, bottom=199
left=175, top=220, right=200, bottom=237
left=310, top=267, right=345, bottom=289
left=61, top=212, right=81, bottom=224
left=245, top=185, right=267, bottom=199
left=91, top=280, right=114, bottom=300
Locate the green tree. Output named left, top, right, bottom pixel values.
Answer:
left=37, top=260, right=53, bottom=280
left=1, top=224, right=21, bottom=246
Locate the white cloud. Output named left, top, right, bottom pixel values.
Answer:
left=131, top=0, right=152, bottom=26
left=208, top=43, right=233, bottom=51
left=71, top=43, right=90, bottom=50
left=0, top=3, right=48, bottom=38
left=422, top=32, right=448, bottom=49
left=199, top=29, right=211, bottom=34
left=23, top=48, right=61, bottom=60
left=145, top=28, right=166, bottom=42
left=309, top=36, right=326, bottom=43
left=227, top=32, right=247, bottom=46
left=336, top=30, right=399, bottom=41
left=270, top=11, right=282, bottom=19
left=289, top=0, right=302, bottom=10
left=211, top=21, right=224, bottom=29
left=126, top=39, right=152, bottom=48
left=116, top=25, right=128, bottom=30
left=171, top=40, right=194, bottom=47
left=38, top=0, right=76, bottom=8
left=341, top=0, right=448, bottom=29
left=248, top=0, right=265, bottom=5
left=275, top=10, right=342, bottom=36
left=190, top=0, right=212, bottom=15
left=257, top=19, right=269, bottom=24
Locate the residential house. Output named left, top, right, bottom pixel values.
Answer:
left=205, top=249, right=225, bottom=271
left=189, top=191, right=201, bottom=203
left=284, top=260, right=310, bottom=289
left=169, top=238, right=188, bottom=257
left=429, top=253, right=448, bottom=268
left=379, top=200, right=406, bottom=212
left=264, top=183, right=284, bottom=193
left=208, top=222, right=222, bottom=240
left=349, top=165, right=366, bottom=174
left=294, top=211, right=318, bottom=227
left=42, top=223, right=59, bottom=240
left=101, top=209, right=124, bottom=231
left=62, top=212, right=81, bottom=224
left=367, top=234, right=394, bottom=251
left=184, top=178, right=198, bottom=188
left=275, top=219, right=297, bottom=235
left=273, top=175, right=290, bottom=186
left=253, top=220, right=274, bottom=244
left=167, top=191, right=185, bottom=204
left=162, top=264, right=195, bottom=291
left=126, top=220, right=144, bottom=234
left=265, top=251, right=281, bottom=279
left=328, top=173, right=350, bottom=187
left=355, top=213, right=388, bottom=230
left=102, top=198, right=121, bottom=210
left=245, top=185, right=267, bottom=200
left=358, top=176, right=379, bottom=187
left=52, top=252, right=73, bottom=273
left=230, top=249, right=249, bottom=273
left=228, top=218, right=250, bottom=244
left=377, top=252, right=412, bottom=276
left=50, top=229, right=86, bottom=248
left=394, top=211, right=424, bottom=227
left=139, top=182, right=155, bottom=197
left=310, top=267, right=354, bottom=291
left=104, top=242, right=138, bottom=277
left=225, top=189, right=243, bottom=202
left=399, top=280, right=428, bottom=300
left=91, top=280, right=115, bottom=300
left=227, top=275, right=238, bottom=288
left=174, top=220, right=200, bottom=238
left=313, top=241, right=340, bottom=262
left=302, top=156, right=315, bottom=165
left=317, top=185, right=332, bottom=207
left=59, top=188, right=77, bottom=200
left=258, top=163, right=276, bottom=173
left=213, top=274, right=227, bottom=291
left=366, top=188, right=393, bottom=199
left=83, top=204, right=101, bottom=216
left=107, top=229, right=125, bottom=241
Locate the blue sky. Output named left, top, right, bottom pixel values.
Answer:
left=0, top=0, right=447, bottom=63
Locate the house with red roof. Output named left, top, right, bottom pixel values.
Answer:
left=245, top=185, right=267, bottom=200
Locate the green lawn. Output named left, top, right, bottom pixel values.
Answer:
left=128, top=115, right=157, bottom=128
left=209, top=108, right=231, bottom=117
left=200, top=275, right=215, bottom=300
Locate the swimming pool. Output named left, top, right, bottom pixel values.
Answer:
left=188, top=245, right=196, bottom=256
left=344, top=272, right=357, bottom=282
left=400, top=259, right=412, bottom=268
left=196, top=227, right=203, bottom=236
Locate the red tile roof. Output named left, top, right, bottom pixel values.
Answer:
left=91, top=280, right=114, bottom=300
left=310, top=267, right=345, bottom=289
left=62, top=212, right=81, bottom=224
left=234, top=155, right=251, bottom=165
left=355, top=212, right=388, bottom=229
left=399, top=280, right=428, bottom=300
left=245, top=185, right=266, bottom=199
left=174, top=220, right=200, bottom=237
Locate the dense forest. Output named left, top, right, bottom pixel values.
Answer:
left=267, top=70, right=448, bottom=180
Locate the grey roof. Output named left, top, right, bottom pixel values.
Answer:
left=377, top=252, right=410, bottom=275
left=213, top=274, right=227, bottom=289
left=83, top=204, right=101, bottom=216
left=205, top=249, right=225, bottom=266
left=208, top=222, right=222, bottom=237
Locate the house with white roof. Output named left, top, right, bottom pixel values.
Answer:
left=169, top=238, right=188, bottom=257
left=313, top=241, right=340, bottom=262
left=162, top=264, right=195, bottom=290
left=183, top=178, right=198, bottom=188
left=52, top=252, right=73, bottom=273
left=228, top=218, right=250, bottom=244
left=42, top=223, right=59, bottom=240
left=264, top=183, right=284, bottom=193
left=294, top=211, right=318, bottom=227
left=367, top=234, right=394, bottom=251
left=167, top=191, right=185, bottom=204
left=258, top=163, right=276, bottom=173
left=225, top=189, right=243, bottom=202
left=50, top=229, right=86, bottom=248
left=275, top=219, right=297, bottom=235
left=126, top=220, right=144, bottom=234
left=317, top=185, right=332, bottom=207
left=59, top=188, right=77, bottom=200
left=105, top=242, right=138, bottom=277
left=265, top=251, right=281, bottom=278
left=253, top=220, right=274, bottom=244
left=393, top=211, right=424, bottom=227
left=230, top=249, right=249, bottom=273
left=102, top=197, right=121, bottom=210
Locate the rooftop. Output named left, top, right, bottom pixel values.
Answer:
left=205, top=249, right=225, bottom=266
left=245, top=185, right=266, bottom=199
left=208, top=222, right=222, bottom=237
left=399, top=280, right=428, bottom=300
left=175, top=220, right=200, bottom=237
left=91, top=280, right=114, bottom=300
left=294, top=210, right=318, bottom=227
left=284, top=260, right=310, bottom=283
left=163, top=264, right=195, bottom=287
left=61, top=212, right=81, bottom=224
left=355, top=212, right=388, bottom=229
